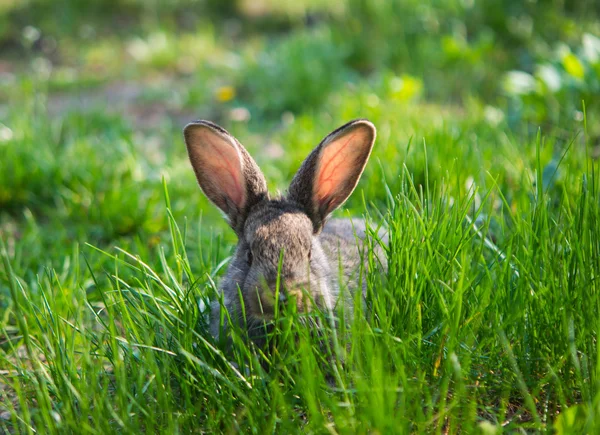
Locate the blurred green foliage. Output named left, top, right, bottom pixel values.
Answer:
left=504, top=33, right=600, bottom=128
left=2, top=0, right=599, bottom=122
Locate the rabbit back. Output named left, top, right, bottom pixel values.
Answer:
left=319, top=218, right=388, bottom=299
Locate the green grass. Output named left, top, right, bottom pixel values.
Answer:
left=1, top=0, right=600, bottom=432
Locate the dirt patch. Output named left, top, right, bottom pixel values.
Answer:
left=46, top=81, right=203, bottom=129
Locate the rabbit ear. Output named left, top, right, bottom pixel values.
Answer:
left=288, top=119, right=376, bottom=232
left=184, top=120, right=268, bottom=234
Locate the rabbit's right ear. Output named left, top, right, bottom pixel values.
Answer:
left=184, top=121, right=268, bottom=234
left=288, top=119, right=376, bottom=232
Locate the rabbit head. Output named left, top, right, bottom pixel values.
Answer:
left=184, top=119, right=376, bottom=323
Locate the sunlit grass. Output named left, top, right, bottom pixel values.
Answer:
left=2, top=92, right=599, bottom=431
left=1, top=0, right=600, bottom=432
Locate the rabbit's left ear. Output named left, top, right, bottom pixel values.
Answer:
left=288, top=119, right=376, bottom=232
left=184, top=120, right=269, bottom=234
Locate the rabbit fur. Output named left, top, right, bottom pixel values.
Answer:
left=183, top=119, right=386, bottom=344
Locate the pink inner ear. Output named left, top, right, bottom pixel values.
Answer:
left=196, top=130, right=245, bottom=209
left=314, top=130, right=366, bottom=213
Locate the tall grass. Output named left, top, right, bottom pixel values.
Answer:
left=2, top=126, right=598, bottom=431
left=2, top=0, right=600, bottom=432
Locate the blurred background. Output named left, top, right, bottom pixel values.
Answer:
left=0, top=0, right=599, bottom=276
left=1, top=0, right=599, bottom=130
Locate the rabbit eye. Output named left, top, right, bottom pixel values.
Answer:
left=246, top=251, right=253, bottom=265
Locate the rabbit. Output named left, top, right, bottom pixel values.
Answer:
left=183, top=119, right=386, bottom=345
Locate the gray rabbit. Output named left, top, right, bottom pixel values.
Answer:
left=183, top=119, right=385, bottom=344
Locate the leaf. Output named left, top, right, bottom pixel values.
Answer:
left=536, top=64, right=561, bottom=92
left=554, top=404, right=589, bottom=434
left=562, top=53, right=585, bottom=79
left=503, top=71, right=536, bottom=95
left=582, top=33, right=600, bottom=63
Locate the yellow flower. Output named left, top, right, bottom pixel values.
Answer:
left=216, top=86, right=236, bottom=102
